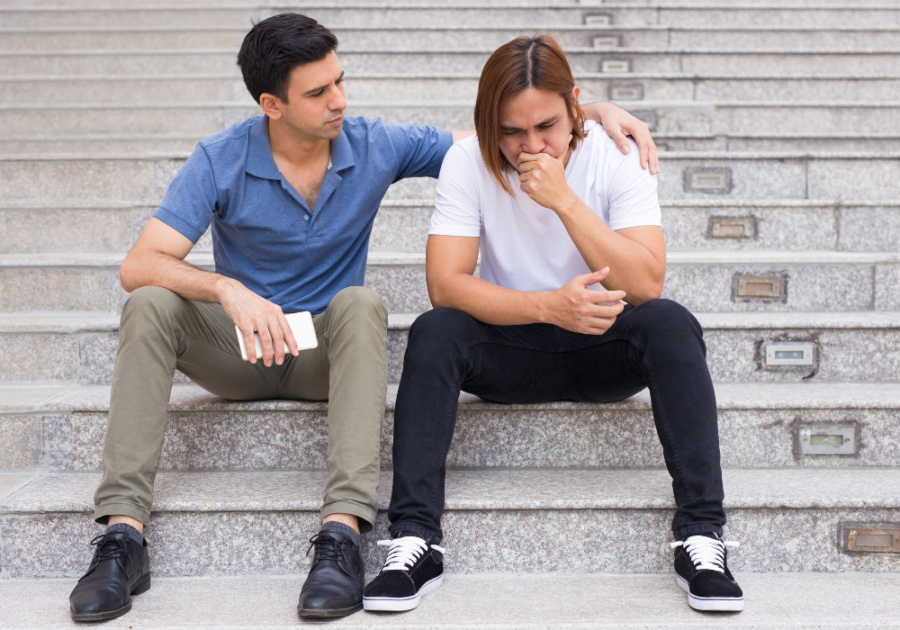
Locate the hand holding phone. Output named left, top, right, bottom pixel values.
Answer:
left=236, top=311, right=318, bottom=362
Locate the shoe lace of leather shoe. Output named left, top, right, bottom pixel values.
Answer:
left=670, top=535, right=739, bottom=572
left=306, top=533, right=355, bottom=579
left=78, top=533, right=130, bottom=581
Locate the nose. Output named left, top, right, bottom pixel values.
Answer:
left=520, top=131, right=544, bottom=155
left=329, top=85, right=347, bottom=113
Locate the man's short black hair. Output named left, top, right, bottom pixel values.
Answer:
left=237, top=13, right=339, bottom=104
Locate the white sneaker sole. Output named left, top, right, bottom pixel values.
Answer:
left=676, top=574, right=745, bottom=612
left=363, top=575, right=443, bottom=612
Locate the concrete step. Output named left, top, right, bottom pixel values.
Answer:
left=3, top=5, right=900, bottom=29
left=3, top=381, right=899, bottom=472
left=4, top=49, right=899, bottom=77
left=4, top=199, right=898, bottom=256
left=4, top=102, right=900, bottom=143
left=3, top=572, right=900, bottom=629
left=10, top=73, right=900, bottom=105
left=5, top=25, right=900, bottom=52
left=4, top=151, right=900, bottom=206
left=3, top=131, right=900, bottom=155
left=2, top=467, right=899, bottom=577
left=2, top=310, right=898, bottom=384
left=2, top=250, right=898, bottom=314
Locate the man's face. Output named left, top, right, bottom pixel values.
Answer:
left=265, top=50, right=347, bottom=140
left=498, top=86, right=578, bottom=170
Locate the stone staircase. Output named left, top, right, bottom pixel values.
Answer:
left=1, top=1, right=899, bottom=627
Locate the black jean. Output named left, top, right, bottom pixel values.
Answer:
left=388, top=298, right=726, bottom=544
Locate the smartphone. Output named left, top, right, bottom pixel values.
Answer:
left=236, top=311, right=318, bottom=361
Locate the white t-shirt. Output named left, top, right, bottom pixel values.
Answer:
left=429, top=120, right=661, bottom=292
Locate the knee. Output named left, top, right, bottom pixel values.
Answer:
left=328, top=286, right=387, bottom=326
left=630, top=299, right=701, bottom=338
left=407, top=308, right=474, bottom=358
left=121, top=286, right=183, bottom=331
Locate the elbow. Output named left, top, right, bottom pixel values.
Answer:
left=427, top=280, right=453, bottom=310
left=627, top=277, right=664, bottom=307
left=119, top=254, right=140, bottom=294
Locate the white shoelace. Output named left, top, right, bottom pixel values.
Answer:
left=670, top=535, right=739, bottom=573
left=376, top=536, right=446, bottom=572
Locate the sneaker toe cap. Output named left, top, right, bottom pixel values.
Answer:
left=363, top=570, right=416, bottom=598
left=691, top=570, right=743, bottom=599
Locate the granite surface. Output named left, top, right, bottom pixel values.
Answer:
left=77, top=332, right=119, bottom=385
left=0, top=268, right=111, bottom=312
left=875, top=265, right=900, bottom=311
left=4, top=504, right=899, bottom=577
left=6, top=381, right=898, bottom=472
left=0, top=415, right=40, bottom=469
left=0, top=334, right=79, bottom=382
left=0, top=207, right=134, bottom=255
left=0, top=386, right=74, bottom=413
left=0, top=158, right=158, bottom=205
left=13, top=315, right=895, bottom=386
left=6, top=468, right=900, bottom=515
left=840, top=205, right=900, bottom=252
left=1, top=572, right=900, bottom=629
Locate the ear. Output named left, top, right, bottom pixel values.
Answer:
left=259, top=93, right=284, bottom=120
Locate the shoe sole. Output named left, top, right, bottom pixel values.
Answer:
left=70, top=574, right=151, bottom=622
left=362, top=574, right=443, bottom=612
left=297, top=602, right=363, bottom=618
left=676, top=574, right=744, bottom=612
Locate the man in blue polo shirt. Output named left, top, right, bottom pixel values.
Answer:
left=67, top=13, right=660, bottom=622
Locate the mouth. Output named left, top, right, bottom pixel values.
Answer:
left=326, top=115, right=344, bottom=127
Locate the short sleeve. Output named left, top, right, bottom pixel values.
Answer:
left=384, top=123, right=454, bottom=181
left=606, top=139, right=662, bottom=231
left=429, top=143, right=483, bottom=238
left=153, top=145, right=218, bottom=243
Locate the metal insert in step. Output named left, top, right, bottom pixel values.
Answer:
left=797, top=423, right=856, bottom=455
left=845, top=527, right=900, bottom=553
left=585, top=15, right=612, bottom=26
left=765, top=341, right=814, bottom=366
left=734, top=274, right=787, bottom=302
left=610, top=84, right=643, bottom=101
left=601, top=59, right=631, bottom=73
left=709, top=216, right=757, bottom=239
left=684, top=168, right=733, bottom=194
left=593, top=36, right=620, bottom=49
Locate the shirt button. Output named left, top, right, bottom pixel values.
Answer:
left=304, top=215, right=310, bottom=221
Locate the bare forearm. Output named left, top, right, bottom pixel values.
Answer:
left=430, top=273, right=549, bottom=326
left=556, top=199, right=664, bottom=304
left=120, top=250, right=230, bottom=302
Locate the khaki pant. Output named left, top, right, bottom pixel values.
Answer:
left=94, top=285, right=388, bottom=532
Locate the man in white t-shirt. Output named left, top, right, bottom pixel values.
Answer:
left=362, top=35, right=744, bottom=615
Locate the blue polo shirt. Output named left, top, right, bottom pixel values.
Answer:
left=154, top=115, right=452, bottom=314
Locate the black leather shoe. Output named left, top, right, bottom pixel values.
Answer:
left=69, top=530, right=151, bottom=622
left=297, top=529, right=365, bottom=618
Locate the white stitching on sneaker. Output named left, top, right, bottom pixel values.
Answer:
left=670, top=536, right=739, bottom=573
left=376, top=536, right=446, bottom=572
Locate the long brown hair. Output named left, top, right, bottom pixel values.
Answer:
left=474, top=34, right=586, bottom=195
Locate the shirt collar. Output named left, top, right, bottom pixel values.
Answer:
left=246, top=116, right=355, bottom=180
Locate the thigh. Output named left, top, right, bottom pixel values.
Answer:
left=274, top=311, right=331, bottom=401
left=460, top=321, right=565, bottom=405
left=173, top=300, right=278, bottom=401
left=555, top=306, right=647, bottom=403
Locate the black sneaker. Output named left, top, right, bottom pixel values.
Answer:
left=362, top=536, right=445, bottom=612
left=671, top=533, right=744, bottom=612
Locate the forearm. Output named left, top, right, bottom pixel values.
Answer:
left=556, top=198, right=664, bottom=304
left=120, top=250, right=231, bottom=303
left=430, top=273, right=549, bottom=326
